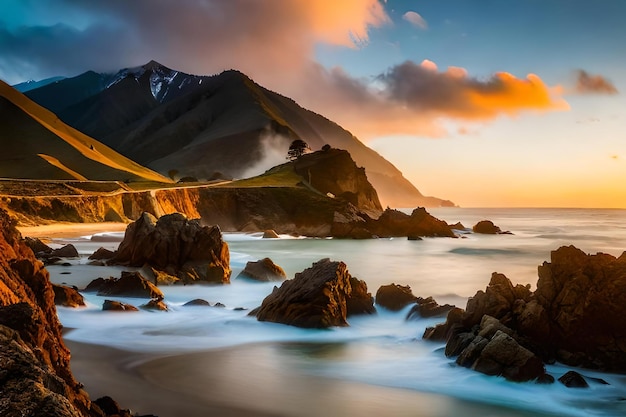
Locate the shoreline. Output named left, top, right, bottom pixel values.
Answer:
left=66, top=339, right=553, bottom=417
left=17, top=222, right=128, bottom=239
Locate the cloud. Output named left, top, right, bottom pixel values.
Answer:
left=0, top=0, right=389, bottom=83
left=295, top=60, right=569, bottom=139
left=0, top=1, right=569, bottom=140
left=574, top=70, right=618, bottom=94
left=402, top=11, right=428, bottom=30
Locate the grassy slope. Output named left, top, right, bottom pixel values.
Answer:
left=0, top=80, right=171, bottom=183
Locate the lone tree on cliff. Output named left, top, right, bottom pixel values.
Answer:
left=287, top=139, right=310, bottom=160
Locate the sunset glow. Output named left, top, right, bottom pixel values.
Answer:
left=0, top=0, right=624, bottom=207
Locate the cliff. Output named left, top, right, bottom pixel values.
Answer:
left=0, top=209, right=147, bottom=416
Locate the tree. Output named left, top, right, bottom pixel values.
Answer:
left=287, top=139, right=310, bottom=160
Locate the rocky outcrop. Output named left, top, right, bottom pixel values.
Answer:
left=88, top=247, right=115, bottom=261
left=252, top=259, right=375, bottom=328
left=472, top=220, right=501, bottom=234
left=102, top=300, right=139, bottom=312
left=375, top=284, right=417, bottom=311
left=84, top=271, right=163, bottom=299
left=0, top=208, right=143, bottom=416
left=50, top=244, right=80, bottom=258
left=369, top=208, right=455, bottom=238
left=110, top=212, right=231, bottom=284
left=22, top=236, right=53, bottom=255
left=406, top=296, right=455, bottom=319
left=425, top=245, right=626, bottom=379
left=52, top=284, right=85, bottom=308
left=236, top=258, right=286, bottom=282
left=292, top=148, right=382, bottom=214
left=262, top=230, right=279, bottom=239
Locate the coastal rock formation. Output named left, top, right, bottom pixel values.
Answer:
left=369, top=208, right=455, bottom=238
left=252, top=258, right=375, bottom=328
left=425, top=245, right=626, bottom=378
left=22, top=236, right=52, bottom=255
left=262, top=230, right=280, bottom=239
left=236, top=258, right=286, bottom=282
left=292, top=148, right=382, bottom=214
left=102, top=300, right=139, bottom=312
left=472, top=220, right=502, bottom=234
left=0, top=208, right=144, bottom=416
left=50, top=244, right=80, bottom=258
left=88, top=247, right=115, bottom=261
left=52, top=284, right=85, bottom=307
left=84, top=271, right=163, bottom=299
left=110, top=212, right=231, bottom=284
left=406, top=296, right=455, bottom=319
left=375, top=284, right=417, bottom=311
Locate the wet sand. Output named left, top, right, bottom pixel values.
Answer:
left=18, top=222, right=128, bottom=239
left=66, top=340, right=554, bottom=417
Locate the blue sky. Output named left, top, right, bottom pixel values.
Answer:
left=1, top=0, right=624, bottom=207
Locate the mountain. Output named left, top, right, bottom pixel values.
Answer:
left=0, top=80, right=172, bottom=183
left=26, top=61, right=454, bottom=207
left=12, top=76, right=66, bottom=93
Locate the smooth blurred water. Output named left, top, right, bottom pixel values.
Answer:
left=48, top=208, right=626, bottom=417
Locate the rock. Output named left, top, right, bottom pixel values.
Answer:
left=141, top=298, right=168, bottom=311
left=213, top=302, right=226, bottom=308
left=88, top=247, right=115, bottom=260
left=140, top=265, right=181, bottom=286
left=370, top=208, right=455, bottom=238
left=87, top=260, right=105, bottom=266
left=558, top=371, right=589, bottom=388
left=253, top=258, right=375, bottom=328
left=110, top=212, right=231, bottom=284
left=22, top=236, right=52, bottom=255
left=448, top=222, right=466, bottom=230
left=0, top=208, right=111, bottom=415
left=407, top=235, right=422, bottom=241
left=236, top=258, right=287, bottom=282
left=102, top=300, right=139, bottom=312
left=406, top=296, right=455, bottom=319
left=52, top=284, right=85, bottom=308
left=423, top=307, right=465, bottom=343
left=85, top=271, right=164, bottom=299
left=471, top=330, right=546, bottom=382
left=262, top=229, right=280, bottom=239
left=183, top=299, right=211, bottom=307
left=472, top=220, right=502, bottom=234
left=375, top=284, right=417, bottom=311
left=50, top=244, right=80, bottom=258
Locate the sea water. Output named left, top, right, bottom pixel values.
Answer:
left=48, top=208, right=626, bottom=417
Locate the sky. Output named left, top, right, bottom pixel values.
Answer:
left=1, top=0, right=625, bottom=208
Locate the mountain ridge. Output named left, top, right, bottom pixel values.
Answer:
left=24, top=61, right=454, bottom=208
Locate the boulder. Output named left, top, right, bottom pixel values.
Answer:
left=88, top=247, right=115, bottom=260
left=85, top=271, right=164, bottom=299
left=183, top=299, right=211, bottom=307
left=375, top=284, right=417, bottom=311
left=252, top=258, right=375, bottom=328
left=470, top=330, right=546, bottom=382
left=423, top=307, right=465, bottom=343
left=236, top=258, right=287, bottom=282
left=22, top=236, right=52, bottom=255
left=558, top=371, right=589, bottom=388
left=140, top=266, right=181, bottom=286
left=110, top=212, right=231, bottom=284
left=370, top=208, right=455, bottom=238
left=262, top=229, right=280, bottom=239
left=406, top=296, right=455, bottom=319
left=50, top=244, right=79, bottom=258
left=52, top=284, right=85, bottom=308
left=472, top=220, right=501, bottom=234
left=141, top=298, right=168, bottom=311
left=102, top=300, right=139, bottom=312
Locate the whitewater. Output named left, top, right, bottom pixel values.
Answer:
left=47, top=208, right=626, bottom=417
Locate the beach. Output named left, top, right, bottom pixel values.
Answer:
left=18, top=222, right=128, bottom=240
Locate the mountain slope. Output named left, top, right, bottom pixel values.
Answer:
left=27, top=62, right=453, bottom=207
left=13, top=76, right=66, bottom=93
left=0, top=81, right=172, bottom=183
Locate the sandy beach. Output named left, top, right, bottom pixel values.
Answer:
left=66, top=339, right=553, bottom=417
left=17, top=222, right=129, bottom=240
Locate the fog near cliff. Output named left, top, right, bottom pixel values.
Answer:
left=238, top=133, right=292, bottom=179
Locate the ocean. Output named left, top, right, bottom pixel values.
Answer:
left=48, top=208, right=626, bottom=417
